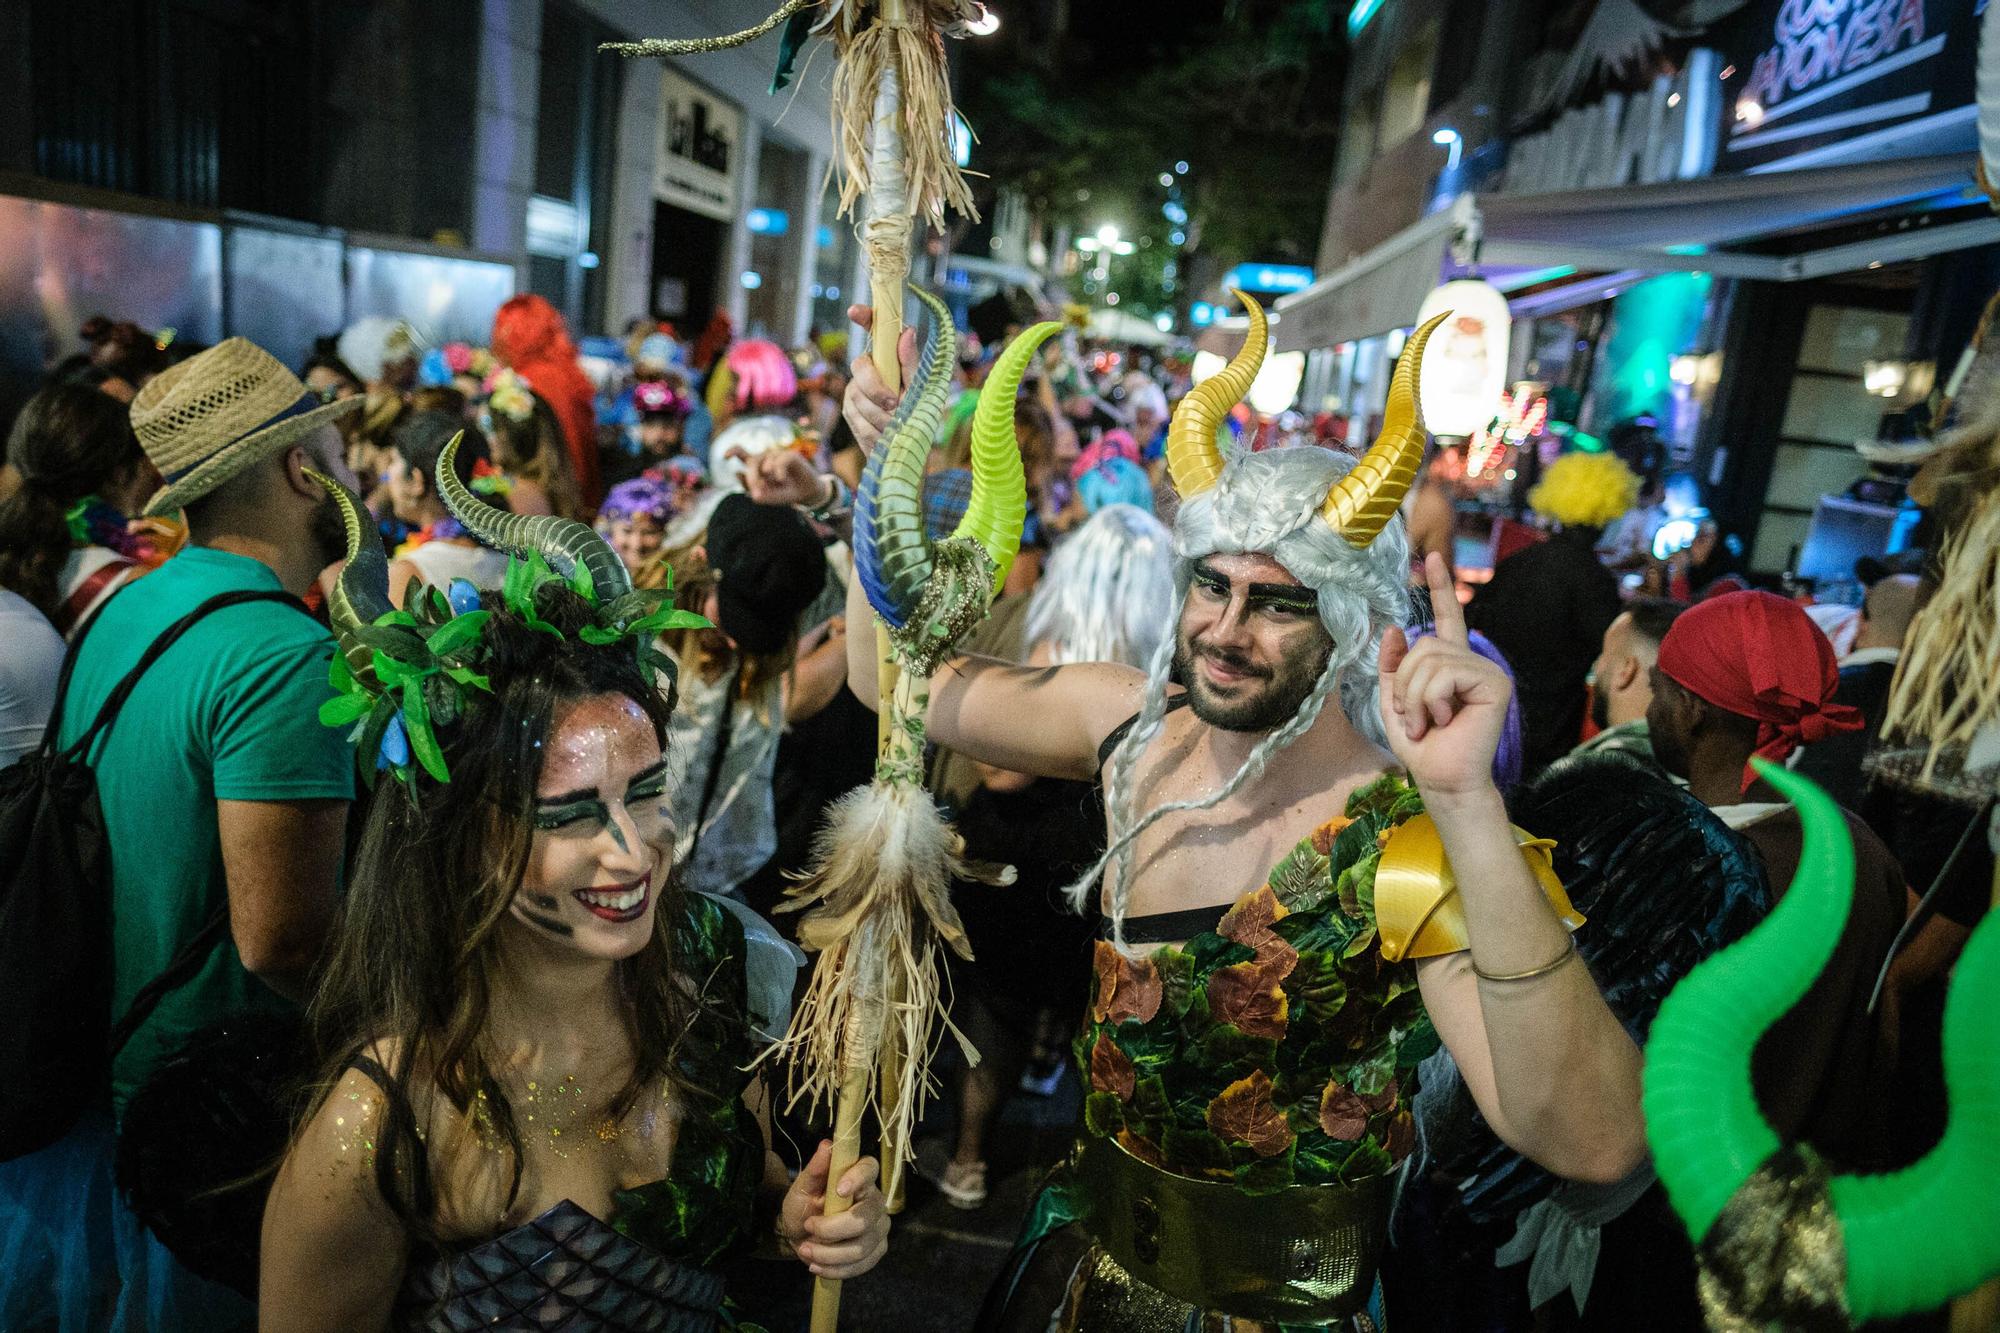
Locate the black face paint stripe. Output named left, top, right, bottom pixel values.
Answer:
left=518, top=907, right=575, bottom=938
left=1190, top=559, right=1313, bottom=608
left=536, top=759, right=673, bottom=810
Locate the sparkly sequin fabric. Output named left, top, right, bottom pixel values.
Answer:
left=396, top=1199, right=726, bottom=1332
left=381, top=896, right=762, bottom=1331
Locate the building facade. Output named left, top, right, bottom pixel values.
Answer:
left=1282, top=0, right=1997, bottom=582
left=0, top=0, right=860, bottom=418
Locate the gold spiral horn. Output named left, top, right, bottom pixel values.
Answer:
left=1322, top=310, right=1449, bottom=548
left=1164, top=290, right=1266, bottom=499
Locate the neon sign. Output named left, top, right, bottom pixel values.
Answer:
left=1739, top=0, right=1927, bottom=116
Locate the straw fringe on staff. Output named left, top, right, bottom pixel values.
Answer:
left=599, top=0, right=816, bottom=57
left=830, top=19, right=979, bottom=230
left=1882, top=486, right=2000, bottom=776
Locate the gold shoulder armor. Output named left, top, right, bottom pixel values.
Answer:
left=1375, top=813, right=1585, bottom=963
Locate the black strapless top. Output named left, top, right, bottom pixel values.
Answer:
left=395, top=1198, right=726, bottom=1332
left=369, top=896, right=761, bottom=1331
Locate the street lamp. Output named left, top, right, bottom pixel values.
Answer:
left=1096, top=223, right=1121, bottom=247
left=1432, top=126, right=1463, bottom=173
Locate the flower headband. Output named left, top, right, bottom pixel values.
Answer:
left=634, top=379, right=692, bottom=419
left=308, top=436, right=707, bottom=784
left=598, top=476, right=677, bottom=526
left=483, top=368, right=537, bottom=424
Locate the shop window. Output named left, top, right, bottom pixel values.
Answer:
left=745, top=134, right=810, bottom=341
left=533, top=0, right=622, bottom=332
left=1336, top=93, right=1380, bottom=185
left=811, top=184, right=860, bottom=336
left=1751, top=303, right=1908, bottom=572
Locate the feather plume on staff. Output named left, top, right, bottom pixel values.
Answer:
left=761, top=288, right=1051, bottom=1167
left=602, top=13, right=991, bottom=1323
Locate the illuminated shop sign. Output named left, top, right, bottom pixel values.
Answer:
left=1713, top=0, right=1978, bottom=172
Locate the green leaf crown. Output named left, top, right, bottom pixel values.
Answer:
left=307, top=439, right=708, bottom=785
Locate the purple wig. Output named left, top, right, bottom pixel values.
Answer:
left=1408, top=623, right=1526, bottom=790
left=598, top=476, right=676, bottom=526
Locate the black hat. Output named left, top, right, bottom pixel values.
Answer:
left=704, top=493, right=825, bottom=655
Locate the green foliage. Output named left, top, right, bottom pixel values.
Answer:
left=1072, top=776, right=1441, bottom=1188
left=958, top=0, right=1344, bottom=315
left=319, top=554, right=709, bottom=783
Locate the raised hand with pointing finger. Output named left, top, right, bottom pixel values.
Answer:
left=1378, top=552, right=1513, bottom=805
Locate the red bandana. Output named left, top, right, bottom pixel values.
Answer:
left=1657, top=590, right=1863, bottom=771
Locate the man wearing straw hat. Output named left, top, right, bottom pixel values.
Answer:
left=2, top=339, right=363, bottom=1324
left=824, top=299, right=1649, bottom=1329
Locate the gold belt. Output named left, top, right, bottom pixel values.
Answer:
left=1072, top=1135, right=1390, bottom=1324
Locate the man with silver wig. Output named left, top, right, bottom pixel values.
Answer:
left=1080, top=441, right=1412, bottom=948
left=838, top=295, right=1646, bottom=1330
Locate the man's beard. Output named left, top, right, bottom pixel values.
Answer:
left=307, top=491, right=350, bottom=569
left=1590, top=685, right=1610, bottom=732
left=1174, top=631, right=1333, bottom=734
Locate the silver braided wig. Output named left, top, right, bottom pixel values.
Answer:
left=1064, top=444, right=1411, bottom=949
left=1023, top=502, right=1177, bottom=669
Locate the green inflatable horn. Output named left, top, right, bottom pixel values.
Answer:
left=1644, top=759, right=2000, bottom=1321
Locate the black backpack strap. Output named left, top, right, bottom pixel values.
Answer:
left=34, top=575, right=136, bottom=759
left=63, top=588, right=310, bottom=767
left=68, top=587, right=315, bottom=1057
left=108, top=907, right=232, bottom=1057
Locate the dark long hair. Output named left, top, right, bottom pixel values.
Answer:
left=0, top=383, right=145, bottom=619
left=302, top=582, right=713, bottom=1246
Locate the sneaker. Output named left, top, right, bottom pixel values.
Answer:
left=1018, top=1062, right=1064, bottom=1098
left=933, top=1158, right=988, bottom=1210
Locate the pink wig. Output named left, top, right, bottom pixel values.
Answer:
left=725, top=339, right=797, bottom=412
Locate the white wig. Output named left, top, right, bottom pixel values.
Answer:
left=1066, top=444, right=1412, bottom=948
left=1023, top=503, right=1176, bottom=670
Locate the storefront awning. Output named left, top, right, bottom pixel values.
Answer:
left=1271, top=197, right=1472, bottom=354
left=1274, top=155, right=2000, bottom=351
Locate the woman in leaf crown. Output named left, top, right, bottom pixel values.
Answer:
left=259, top=454, right=888, bottom=1330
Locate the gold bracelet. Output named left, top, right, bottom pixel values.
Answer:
left=1470, top=934, right=1577, bottom=983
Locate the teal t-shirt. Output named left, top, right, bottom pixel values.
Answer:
left=57, top=546, right=352, bottom=1110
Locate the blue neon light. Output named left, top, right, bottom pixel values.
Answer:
left=1348, top=0, right=1386, bottom=38
left=1224, top=263, right=1315, bottom=293
left=747, top=209, right=790, bottom=236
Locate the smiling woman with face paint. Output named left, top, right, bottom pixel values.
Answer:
left=259, top=468, right=889, bottom=1331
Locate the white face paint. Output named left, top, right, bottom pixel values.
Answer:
left=512, top=693, right=675, bottom=959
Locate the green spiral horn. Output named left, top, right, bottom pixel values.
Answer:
left=435, top=433, right=632, bottom=602
left=305, top=467, right=397, bottom=687
left=1643, top=760, right=1853, bottom=1244
left=956, top=321, right=1057, bottom=596
left=858, top=286, right=956, bottom=625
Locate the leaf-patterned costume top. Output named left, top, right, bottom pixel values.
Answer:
left=381, top=895, right=765, bottom=1333
left=1077, top=774, right=1437, bottom=1193
left=990, top=774, right=1442, bottom=1332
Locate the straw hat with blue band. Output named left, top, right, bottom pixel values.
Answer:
left=133, top=337, right=363, bottom=517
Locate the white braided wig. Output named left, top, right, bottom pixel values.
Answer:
left=1023, top=502, right=1177, bottom=670
left=1067, top=443, right=1411, bottom=948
